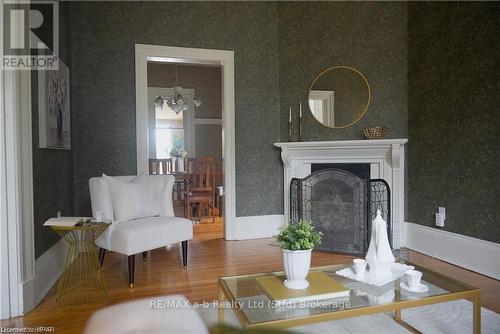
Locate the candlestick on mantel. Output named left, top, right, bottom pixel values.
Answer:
left=299, top=102, right=303, bottom=141
left=288, top=106, right=293, bottom=142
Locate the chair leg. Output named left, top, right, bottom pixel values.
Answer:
left=128, top=255, right=135, bottom=288
left=181, top=240, right=188, bottom=269
left=196, top=204, right=201, bottom=221
left=211, top=202, right=215, bottom=224
left=99, top=248, right=106, bottom=267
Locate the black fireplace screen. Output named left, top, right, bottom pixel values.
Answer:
left=369, top=178, right=392, bottom=248
left=290, top=168, right=391, bottom=256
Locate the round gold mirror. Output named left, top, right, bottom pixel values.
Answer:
left=307, top=65, right=371, bottom=128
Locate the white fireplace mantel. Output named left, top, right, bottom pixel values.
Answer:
left=275, top=139, right=408, bottom=249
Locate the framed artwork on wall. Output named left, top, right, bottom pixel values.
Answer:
left=38, top=56, right=71, bottom=149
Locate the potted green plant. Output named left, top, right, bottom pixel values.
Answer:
left=275, top=220, right=322, bottom=289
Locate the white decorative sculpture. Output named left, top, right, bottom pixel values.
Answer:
left=365, top=210, right=395, bottom=277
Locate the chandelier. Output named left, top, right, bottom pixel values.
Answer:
left=153, top=65, right=202, bottom=115
left=154, top=87, right=202, bottom=115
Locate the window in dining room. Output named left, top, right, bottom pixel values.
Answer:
left=155, top=128, right=184, bottom=159
left=154, top=103, right=184, bottom=159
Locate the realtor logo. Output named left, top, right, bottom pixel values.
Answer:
left=2, top=0, right=59, bottom=70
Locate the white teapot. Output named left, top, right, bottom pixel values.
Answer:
left=365, top=210, right=394, bottom=276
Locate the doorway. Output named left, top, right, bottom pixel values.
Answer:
left=148, top=62, right=223, bottom=239
left=135, top=44, right=235, bottom=240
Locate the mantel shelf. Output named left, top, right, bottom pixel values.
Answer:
left=274, top=139, right=408, bottom=149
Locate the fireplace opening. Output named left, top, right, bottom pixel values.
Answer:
left=311, top=163, right=370, bottom=180
left=290, top=164, right=391, bottom=256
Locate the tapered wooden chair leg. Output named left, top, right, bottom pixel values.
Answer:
left=128, top=255, right=135, bottom=288
left=182, top=241, right=188, bottom=269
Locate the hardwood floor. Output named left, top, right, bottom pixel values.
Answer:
left=406, top=250, right=500, bottom=313
left=193, top=217, right=224, bottom=240
left=1, top=238, right=498, bottom=333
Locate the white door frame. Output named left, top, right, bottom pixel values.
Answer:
left=0, top=0, right=35, bottom=318
left=135, top=44, right=236, bottom=240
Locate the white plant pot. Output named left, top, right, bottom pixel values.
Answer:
left=174, top=157, right=185, bottom=172
left=282, top=249, right=312, bottom=290
left=177, top=158, right=185, bottom=172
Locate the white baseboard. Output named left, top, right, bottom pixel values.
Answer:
left=22, top=239, right=68, bottom=314
left=235, top=214, right=285, bottom=240
left=404, top=222, right=500, bottom=280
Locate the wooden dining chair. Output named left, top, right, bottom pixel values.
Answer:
left=185, top=157, right=216, bottom=223
left=149, top=158, right=173, bottom=175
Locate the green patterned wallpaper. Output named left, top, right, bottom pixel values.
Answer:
left=32, top=1, right=498, bottom=258
left=408, top=2, right=500, bottom=242
left=278, top=2, right=408, bottom=141
left=69, top=1, right=409, bottom=220
left=70, top=2, right=282, bottom=218
left=32, top=2, right=74, bottom=258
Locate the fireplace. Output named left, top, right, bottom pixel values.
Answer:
left=275, top=139, right=407, bottom=249
left=290, top=165, right=391, bottom=256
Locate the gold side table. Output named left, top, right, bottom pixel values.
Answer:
left=50, top=222, right=111, bottom=305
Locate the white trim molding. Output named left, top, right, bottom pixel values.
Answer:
left=275, top=139, right=407, bottom=249
left=135, top=44, right=236, bottom=240
left=195, top=118, right=222, bottom=125
left=22, top=239, right=69, bottom=313
left=0, top=0, right=10, bottom=318
left=19, top=68, right=34, bottom=316
left=0, top=1, right=35, bottom=317
left=404, top=222, right=500, bottom=280
left=235, top=215, right=284, bottom=240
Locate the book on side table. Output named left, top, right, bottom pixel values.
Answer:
left=257, top=271, right=349, bottom=304
left=43, top=217, right=92, bottom=227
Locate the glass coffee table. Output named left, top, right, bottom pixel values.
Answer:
left=218, top=261, right=480, bottom=333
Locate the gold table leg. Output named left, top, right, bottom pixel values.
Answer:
left=393, top=285, right=422, bottom=334
left=395, top=308, right=401, bottom=322
left=393, top=308, right=422, bottom=334
left=473, top=293, right=481, bottom=334
left=218, top=284, right=225, bottom=323
left=53, top=225, right=109, bottom=305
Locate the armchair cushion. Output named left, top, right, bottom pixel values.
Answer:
left=95, top=216, right=193, bottom=255
left=133, top=174, right=175, bottom=217
left=103, top=174, right=161, bottom=223
left=91, top=174, right=176, bottom=223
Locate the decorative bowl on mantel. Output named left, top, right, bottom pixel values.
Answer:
left=362, top=127, right=388, bottom=139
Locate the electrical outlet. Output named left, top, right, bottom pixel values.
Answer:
left=435, top=213, right=445, bottom=227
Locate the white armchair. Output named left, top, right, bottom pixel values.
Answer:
left=89, top=174, right=193, bottom=288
